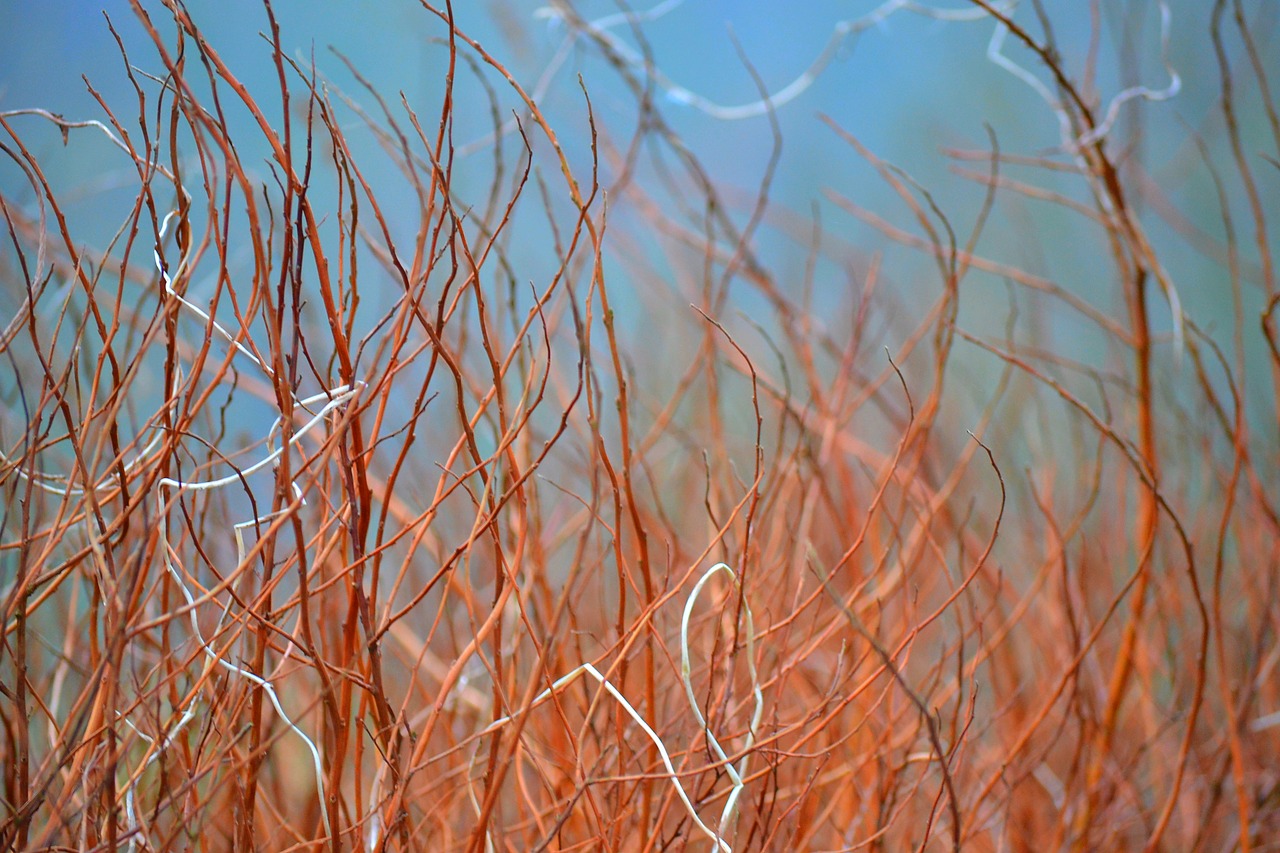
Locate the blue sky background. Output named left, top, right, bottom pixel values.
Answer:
left=0, top=1, right=1273, bottom=421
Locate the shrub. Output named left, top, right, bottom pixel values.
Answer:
left=1, top=1, right=1277, bottom=849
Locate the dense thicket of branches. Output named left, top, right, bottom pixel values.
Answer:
left=2, top=1, right=1278, bottom=850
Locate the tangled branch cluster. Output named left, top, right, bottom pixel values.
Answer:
left=2, top=1, right=1278, bottom=850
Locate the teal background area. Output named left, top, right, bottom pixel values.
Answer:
left=0, top=1, right=1273, bottom=421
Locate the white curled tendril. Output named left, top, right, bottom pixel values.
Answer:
left=456, top=562, right=760, bottom=853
